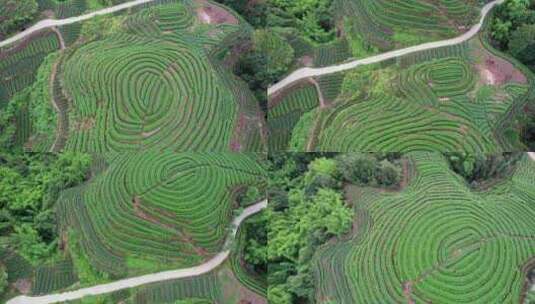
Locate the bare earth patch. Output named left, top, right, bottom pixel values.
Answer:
left=141, top=127, right=160, bottom=138
left=477, top=54, right=527, bottom=86
left=230, top=114, right=247, bottom=152
left=402, top=281, right=415, bottom=304
left=299, top=55, right=314, bottom=67
left=13, top=279, right=31, bottom=294
left=132, top=196, right=208, bottom=257
left=196, top=1, right=238, bottom=25
left=74, top=117, right=95, bottom=131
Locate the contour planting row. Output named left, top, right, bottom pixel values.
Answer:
left=309, top=49, right=530, bottom=152
left=398, top=57, right=476, bottom=105
left=230, top=218, right=267, bottom=297
left=54, top=2, right=261, bottom=153
left=333, top=0, right=477, bottom=50
left=268, top=85, right=319, bottom=151
left=61, top=31, right=236, bottom=152
left=0, top=32, right=59, bottom=107
left=132, top=273, right=222, bottom=303
left=313, top=153, right=535, bottom=303
left=315, top=93, right=498, bottom=152
left=57, top=152, right=266, bottom=276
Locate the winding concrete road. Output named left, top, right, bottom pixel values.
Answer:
left=6, top=199, right=268, bottom=304
left=529, top=152, right=535, bottom=162
left=0, top=0, right=158, bottom=49
left=267, top=0, right=504, bottom=96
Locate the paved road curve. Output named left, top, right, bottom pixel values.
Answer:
left=0, top=0, right=158, bottom=49
left=6, top=199, right=268, bottom=304
left=267, top=0, right=505, bottom=96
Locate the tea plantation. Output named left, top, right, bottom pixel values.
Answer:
left=313, top=153, right=535, bottom=303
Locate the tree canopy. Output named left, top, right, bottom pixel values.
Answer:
left=0, top=0, right=38, bottom=37
left=0, top=152, right=91, bottom=264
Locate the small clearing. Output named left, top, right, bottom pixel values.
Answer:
left=477, top=54, right=527, bottom=86
left=402, top=281, right=415, bottom=304
left=196, top=1, right=238, bottom=25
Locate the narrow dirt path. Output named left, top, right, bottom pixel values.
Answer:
left=50, top=27, right=65, bottom=50
left=6, top=199, right=267, bottom=304
left=305, top=120, right=318, bottom=152
left=267, top=0, right=504, bottom=96
left=309, top=78, right=326, bottom=108
left=48, top=60, right=62, bottom=152
left=49, top=28, right=66, bottom=153
left=304, top=77, right=327, bottom=151
left=0, top=0, right=157, bottom=49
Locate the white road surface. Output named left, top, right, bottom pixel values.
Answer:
left=0, top=0, right=158, bottom=49
left=6, top=199, right=268, bottom=304
left=267, top=0, right=505, bottom=96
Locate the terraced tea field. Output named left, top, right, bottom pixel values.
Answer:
left=56, top=151, right=266, bottom=276
left=270, top=35, right=534, bottom=152
left=313, top=153, right=535, bottom=303
left=0, top=31, right=60, bottom=108
left=0, top=1, right=266, bottom=153
left=268, top=83, right=319, bottom=151
left=333, top=0, right=480, bottom=52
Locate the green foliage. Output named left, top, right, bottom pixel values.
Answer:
left=80, top=15, right=123, bottom=41
left=335, top=0, right=477, bottom=52
left=268, top=153, right=353, bottom=303
left=268, top=84, right=319, bottom=151
left=288, top=109, right=317, bottom=151
left=0, top=0, right=38, bottom=37
left=236, top=29, right=294, bottom=105
left=0, top=99, right=18, bottom=150
left=444, top=152, right=522, bottom=187
left=11, top=224, right=56, bottom=264
left=375, top=159, right=401, bottom=187
left=0, top=264, right=7, bottom=295
left=0, top=152, right=91, bottom=265
left=509, top=24, right=535, bottom=64
left=491, top=0, right=535, bottom=67
left=55, top=3, right=262, bottom=153
left=313, top=153, right=535, bottom=303
left=67, top=230, right=109, bottom=285
left=335, top=153, right=401, bottom=187
left=307, top=157, right=337, bottom=179
left=268, top=0, right=335, bottom=44
left=312, top=52, right=530, bottom=152
left=254, top=29, right=295, bottom=77
left=57, top=152, right=266, bottom=276
left=268, top=285, right=292, bottom=304
left=237, top=186, right=263, bottom=207
left=214, top=0, right=267, bottom=27
left=173, top=299, right=213, bottom=304
left=336, top=153, right=376, bottom=184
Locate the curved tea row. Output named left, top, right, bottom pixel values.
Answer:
left=57, top=152, right=266, bottom=276
left=313, top=153, right=535, bottom=303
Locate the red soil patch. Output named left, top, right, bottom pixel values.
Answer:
left=13, top=279, right=31, bottom=294
left=477, top=54, right=527, bottom=86
left=230, top=113, right=247, bottom=152
left=299, top=55, right=314, bottom=67
left=132, top=196, right=208, bottom=256
left=402, top=281, right=415, bottom=304
left=74, top=117, right=95, bottom=131
left=196, top=1, right=238, bottom=25
left=459, top=124, right=469, bottom=135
